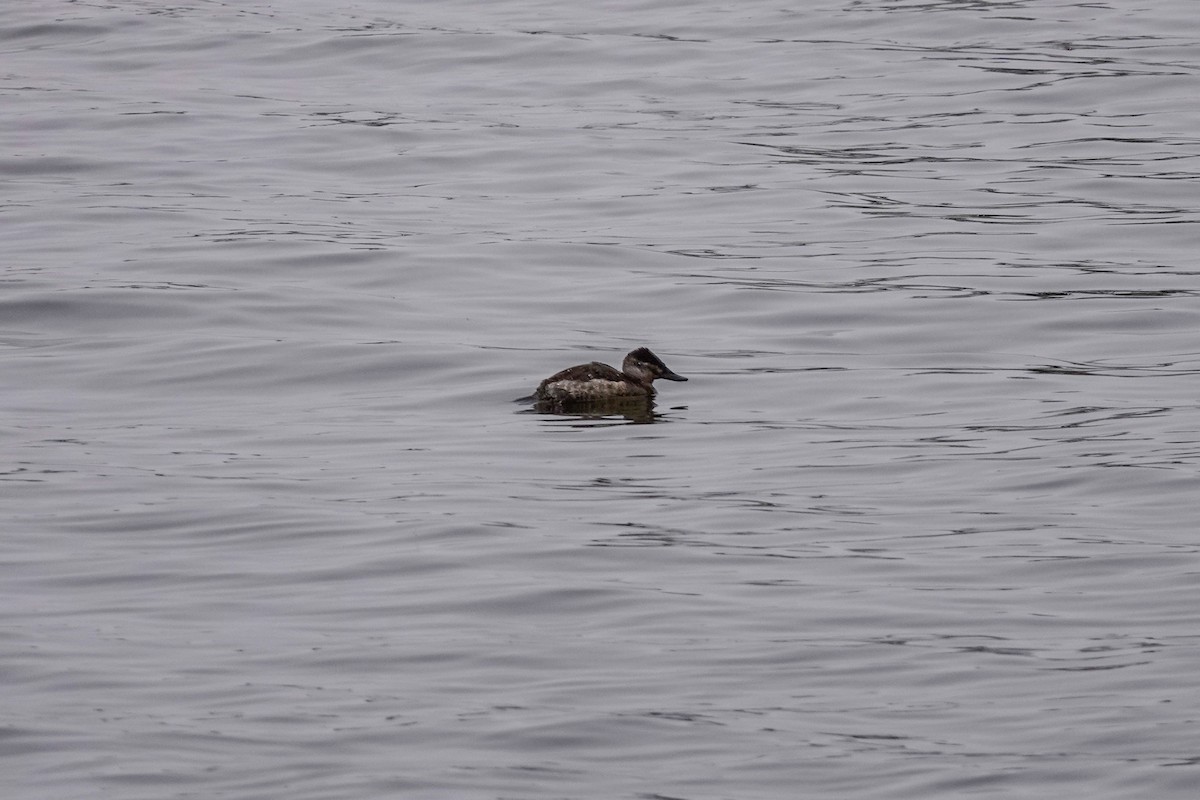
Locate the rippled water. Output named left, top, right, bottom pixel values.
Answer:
left=4, top=1, right=1200, bottom=798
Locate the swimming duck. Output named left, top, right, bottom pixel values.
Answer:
left=535, top=347, right=687, bottom=403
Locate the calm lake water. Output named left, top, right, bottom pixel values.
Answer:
left=4, top=1, right=1200, bottom=798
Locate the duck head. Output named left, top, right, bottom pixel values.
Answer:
left=621, top=347, right=687, bottom=388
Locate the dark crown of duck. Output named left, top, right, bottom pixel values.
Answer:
left=622, top=347, right=687, bottom=386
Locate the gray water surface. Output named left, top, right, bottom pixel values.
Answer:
left=4, top=1, right=1200, bottom=798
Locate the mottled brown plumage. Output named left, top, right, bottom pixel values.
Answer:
left=535, top=347, right=687, bottom=403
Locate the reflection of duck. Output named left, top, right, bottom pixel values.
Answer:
left=535, top=347, right=687, bottom=403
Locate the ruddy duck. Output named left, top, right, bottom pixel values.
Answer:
left=535, top=347, right=687, bottom=403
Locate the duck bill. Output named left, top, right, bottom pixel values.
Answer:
left=661, top=369, right=687, bottom=382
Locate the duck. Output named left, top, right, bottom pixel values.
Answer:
left=535, top=347, right=687, bottom=403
